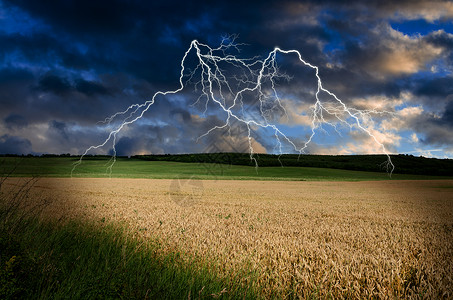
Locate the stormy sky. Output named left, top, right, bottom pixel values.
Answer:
left=1, top=0, right=453, bottom=158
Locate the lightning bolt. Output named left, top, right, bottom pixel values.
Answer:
left=72, top=36, right=395, bottom=176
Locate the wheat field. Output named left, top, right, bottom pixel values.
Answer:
left=4, top=177, right=452, bottom=298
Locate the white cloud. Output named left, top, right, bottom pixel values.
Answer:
left=278, top=100, right=314, bottom=127
left=390, top=1, right=453, bottom=22
left=365, top=25, right=443, bottom=77
left=410, top=133, right=419, bottom=143
left=351, top=95, right=404, bottom=111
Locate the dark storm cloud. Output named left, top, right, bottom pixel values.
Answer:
left=113, top=124, right=181, bottom=156
left=424, top=30, right=453, bottom=66
left=417, top=121, right=453, bottom=147
left=36, top=74, right=108, bottom=97
left=0, top=0, right=452, bottom=155
left=1, top=0, right=140, bottom=36
left=0, top=135, right=32, bottom=154
left=425, top=30, right=453, bottom=48
left=321, top=65, right=403, bottom=100
left=1, top=0, right=227, bottom=84
left=404, top=99, right=453, bottom=148
left=114, top=136, right=142, bottom=156
left=415, top=77, right=453, bottom=98
left=442, top=100, right=453, bottom=126
left=49, top=120, right=69, bottom=140
left=409, top=75, right=453, bottom=112
left=0, top=67, right=34, bottom=84
left=38, top=74, right=72, bottom=95
left=74, top=79, right=108, bottom=96
left=0, top=69, right=158, bottom=127
left=4, top=114, right=28, bottom=129
left=110, top=106, right=265, bottom=156
left=0, top=67, right=35, bottom=114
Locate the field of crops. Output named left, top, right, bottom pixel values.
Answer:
left=3, top=177, right=452, bottom=298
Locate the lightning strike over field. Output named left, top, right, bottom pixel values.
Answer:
left=72, top=37, right=395, bottom=176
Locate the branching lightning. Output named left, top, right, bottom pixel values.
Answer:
left=72, top=37, right=395, bottom=176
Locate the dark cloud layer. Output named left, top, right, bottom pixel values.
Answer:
left=4, top=114, right=28, bottom=129
left=0, top=135, right=32, bottom=154
left=416, top=77, right=453, bottom=98
left=0, top=0, right=452, bottom=156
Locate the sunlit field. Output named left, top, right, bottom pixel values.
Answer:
left=3, top=177, right=452, bottom=298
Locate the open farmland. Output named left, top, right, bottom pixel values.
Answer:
left=3, top=177, right=452, bottom=298
left=2, top=156, right=453, bottom=181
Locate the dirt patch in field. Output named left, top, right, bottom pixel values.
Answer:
left=3, top=178, right=453, bottom=298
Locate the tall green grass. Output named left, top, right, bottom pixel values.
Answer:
left=1, top=220, right=259, bottom=299
left=0, top=177, right=259, bottom=299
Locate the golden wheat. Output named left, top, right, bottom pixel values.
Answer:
left=4, top=178, right=452, bottom=298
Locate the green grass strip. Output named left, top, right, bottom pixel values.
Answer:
left=3, top=157, right=452, bottom=181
